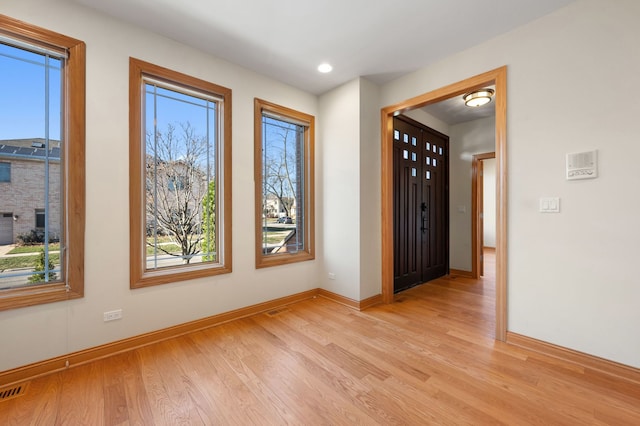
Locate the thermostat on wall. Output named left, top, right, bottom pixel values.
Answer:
left=566, top=150, right=597, bottom=180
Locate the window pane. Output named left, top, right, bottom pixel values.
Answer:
left=254, top=98, right=314, bottom=269
left=0, top=162, right=10, bottom=182
left=261, top=115, right=305, bottom=255
left=144, top=83, right=218, bottom=271
left=35, top=209, right=46, bottom=228
left=0, top=42, right=63, bottom=288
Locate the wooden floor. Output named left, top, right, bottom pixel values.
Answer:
left=1, top=255, right=640, bottom=425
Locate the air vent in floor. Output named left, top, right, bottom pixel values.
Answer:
left=0, top=383, right=28, bottom=402
left=265, top=308, right=290, bottom=317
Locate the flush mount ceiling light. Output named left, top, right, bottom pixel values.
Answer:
left=317, top=63, right=333, bottom=73
left=463, top=88, right=495, bottom=107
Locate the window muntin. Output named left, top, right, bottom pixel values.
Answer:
left=0, top=15, right=85, bottom=311
left=130, top=58, right=232, bottom=288
left=254, top=99, right=314, bottom=268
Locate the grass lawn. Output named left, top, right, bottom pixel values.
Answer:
left=0, top=253, right=60, bottom=270
left=146, top=243, right=182, bottom=255
left=146, top=235, right=176, bottom=244
left=263, top=230, right=292, bottom=244
left=8, top=243, right=61, bottom=254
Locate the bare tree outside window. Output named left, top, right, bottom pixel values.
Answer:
left=146, top=122, right=212, bottom=265
left=254, top=98, right=314, bottom=268
left=144, top=83, right=218, bottom=270
left=129, top=58, right=231, bottom=288
left=263, top=121, right=300, bottom=219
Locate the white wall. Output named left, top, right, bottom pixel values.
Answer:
left=0, top=0, right=321, bottom=372
left=483, top=158, right=496, bottom=248
left=403, top=109, right=450, bottom=136
left=317, top=77, right=383, bottom=301
left=380, top=0, right=640, bottom=368
left=448, top=117, right=496, bottom=271
left=358, top=78, right=382, bottom=299
left=318, top=79, right=361, bottom=300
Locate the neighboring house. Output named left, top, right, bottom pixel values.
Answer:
left=145, top=157, right=208, bottom=237
left=0, top=138, right=61, bottom=245
left=263, top=193, right=296, bottom=219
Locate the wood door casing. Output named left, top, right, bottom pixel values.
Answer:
left=381, top=66, right=507, bottom=341
left=393, top=116, right=449, bottom=293
left=479, top=159, right=484, bottom=277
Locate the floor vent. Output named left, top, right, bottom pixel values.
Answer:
left=266, top=308, right=289, bottom=317
left=0, top=383, right=28, bottom=402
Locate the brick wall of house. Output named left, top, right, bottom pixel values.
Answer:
left=0, top=158, right=61, bottom=243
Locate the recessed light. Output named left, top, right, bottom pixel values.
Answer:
left=317, top=63, right=333, bottom=73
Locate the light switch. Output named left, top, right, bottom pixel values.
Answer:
left=539, top=197, right=560, bottom=213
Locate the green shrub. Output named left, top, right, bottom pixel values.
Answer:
left=17, top=229, right=59, bottom=246
left=29, top=249, right=57, bottom=283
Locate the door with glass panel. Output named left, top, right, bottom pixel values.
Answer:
left=393, top=116, right=449, bottom=293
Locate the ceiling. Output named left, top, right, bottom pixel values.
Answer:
left=422, top=86, right=496, bottom=126
left=72, top=0, right=574, bottom=123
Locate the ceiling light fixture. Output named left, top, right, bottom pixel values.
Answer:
left=463, top=88, right=495, bottom=107
left=317, top=63, right=333, bottom=73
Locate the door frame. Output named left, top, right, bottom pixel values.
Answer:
left=472, top=152, right=496, bottom=279
left=380, top=66, right=508, bottom=341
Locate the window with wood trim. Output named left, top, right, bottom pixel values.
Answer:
left=254, top=99, right=314, bottom=268
left=0, top=15, right=85, bottom=311
left=129, top=58, right=232, bottom=288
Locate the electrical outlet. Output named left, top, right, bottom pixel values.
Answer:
left=328, top=273, right=336, bottom=280
left=103, top=309, right=123, bottom=322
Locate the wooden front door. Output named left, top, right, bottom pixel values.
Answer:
left=393, top=116, right=449, bottom=293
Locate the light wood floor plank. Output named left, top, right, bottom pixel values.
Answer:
left=1, top=253, right=639, bottom=424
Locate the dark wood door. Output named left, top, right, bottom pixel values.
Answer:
left=393, top=116, right=449, bottom=293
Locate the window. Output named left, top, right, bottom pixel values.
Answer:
left=0, top=162, right=10, bottom=182
left=167, top=175, right=186, bottom=192
left=254, top=98, right=314, bottom=268
left=0, top=16, right=85, bottom=311
left=35, top=209, right=45, bottom=229
left=129, top=58, right=232, bottom=288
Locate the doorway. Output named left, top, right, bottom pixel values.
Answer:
left=381, top=66, right=507, bottom=341
left=393, top=115, right=449, bottom=292
left=472, top=152, right=496, bottom=279
left=0, top=213, right=13, bottom=245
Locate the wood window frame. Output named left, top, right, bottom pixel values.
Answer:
left=254, top=98, right=315, bottom=268
left=0, top=15, right=86, bottom=311
left=129, top=58, right=232, bottom=288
